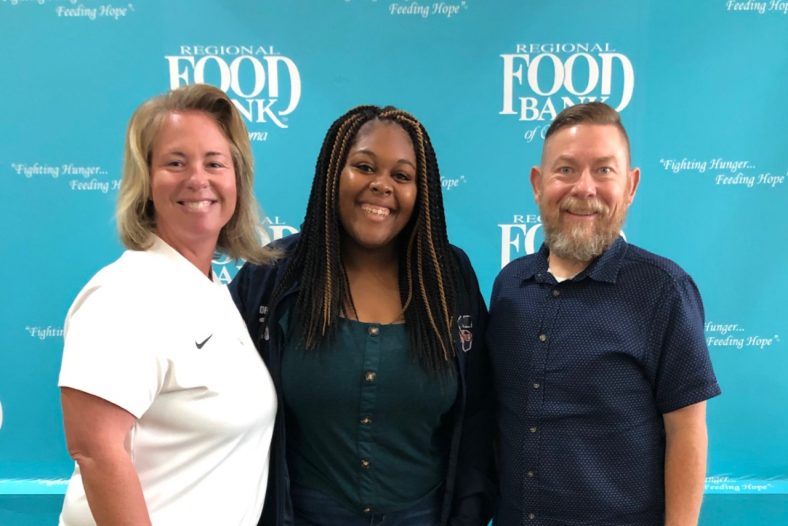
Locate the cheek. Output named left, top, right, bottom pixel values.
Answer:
left=543, top=187, right=567, bottom=207
left=337, top=173, right=358, bottom=218
left=400, top=189, right=418, bottom=220
left=603, top=188, right=628, bottom=209
left=149, top=172, right=169, bottom=205
left=224, top=174, right=238, bottom=205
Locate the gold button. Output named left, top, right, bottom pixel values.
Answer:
left=552, top=289, right=560, bottom=297
left=368, top=326, right=380, bottom=336
left=533, top=383, right=540, bottom=389
left=360, top=417, right=372, bottom=425
left=361, top=458, right=370, bottom=469
left=529, top=426, right=537, bottom=433
left=364, top=371, right=377, bottom=383
left=538, top=334, right=547, bottom=342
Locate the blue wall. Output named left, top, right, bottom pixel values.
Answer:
left=1, top=0, right=786, bottom=523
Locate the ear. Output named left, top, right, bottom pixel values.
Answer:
left=530, top=166, right=542, bottom=204
left=626, top=167, right=640, bottom=205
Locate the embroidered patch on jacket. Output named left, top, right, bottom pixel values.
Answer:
left=457, top=314, right=473, bottom=352
left=259, top=305, right=270, bottom=341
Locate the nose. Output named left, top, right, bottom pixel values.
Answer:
left=185, top=164, right=209, bottom=190
left=571, top=168, right=597, bottom=197
left=369, top=178, right=392, bottom=196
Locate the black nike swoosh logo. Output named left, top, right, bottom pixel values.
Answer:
left=195, top=335, right=213, bottom=349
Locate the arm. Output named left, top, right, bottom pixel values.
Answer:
left=61, top=387, right=152, bottom=526
left=449, top=248, right=496, bottom=525
left=663, top=401, right=708, bottom=526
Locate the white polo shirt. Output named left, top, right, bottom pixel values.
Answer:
left=59, top=236, right=276, bottom=526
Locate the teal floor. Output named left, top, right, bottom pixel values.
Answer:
left=1, top=494, right=786, bottom=525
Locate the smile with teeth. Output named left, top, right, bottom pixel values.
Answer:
left=180, top=200, right=215, bottom=210
left=361, top=204, right=391, bottom=217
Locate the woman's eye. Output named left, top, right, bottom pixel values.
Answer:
left=394, top=172, right=412, bottom=182
left=356, top=163, right=374, bottom=173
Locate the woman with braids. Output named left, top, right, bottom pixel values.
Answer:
left=231, top=105, right=495, bottom=526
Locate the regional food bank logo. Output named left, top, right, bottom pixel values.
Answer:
left=166, top=45, right=302, bottom=142
left=500, top=42, right=635, bottom=142
left=500, top=213, right=543, bottom=268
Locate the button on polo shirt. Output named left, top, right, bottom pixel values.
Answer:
left=281, top=317, right=457, bottom=514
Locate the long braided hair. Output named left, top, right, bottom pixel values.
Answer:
left=271, top=105, right=460, bottom=372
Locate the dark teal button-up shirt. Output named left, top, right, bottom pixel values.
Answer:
left=282, top=316, right=457, bottom=514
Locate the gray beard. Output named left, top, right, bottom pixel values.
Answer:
left=545, top=224, right=620, bottom=263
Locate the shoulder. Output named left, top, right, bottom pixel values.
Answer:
left=230, top=234, right=300, bottom=311
left=449, top=244, right=474, bottom=272
left=448, top=244, right=485, bottom=293
left=70, top=250, right=154, bottom=303
left=233, top=234, right=299, bottom=285
left=621, top=242, right=693, bottom=286
left=65, top=250, right=162, bottom=332
left=495, top=252, right=539, bottom=285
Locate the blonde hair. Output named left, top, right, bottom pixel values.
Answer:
left=116, top=83, right=273, bottom=264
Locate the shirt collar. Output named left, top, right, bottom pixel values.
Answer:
left=148, top=234, right=222, bottom=286
left=517, top=236, right=628, bottom=285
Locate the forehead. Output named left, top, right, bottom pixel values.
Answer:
left=542, top=124, right=628, bottom=164
left=155, top=111, right=226, bottom=141
left=350, top=120, right=414, bottom=152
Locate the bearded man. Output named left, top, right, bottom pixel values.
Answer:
left=487, top=102, right=720, bottom=526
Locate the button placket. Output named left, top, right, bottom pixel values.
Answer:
left=521, top=281, right=561, bottom=522
left=358, top=323, right=381, bottom=510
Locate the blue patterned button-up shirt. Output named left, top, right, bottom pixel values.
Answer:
left=487, top=237, right=721, bottom=525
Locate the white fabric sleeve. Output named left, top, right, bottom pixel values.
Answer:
left=58, top=283, right=167, bottom=418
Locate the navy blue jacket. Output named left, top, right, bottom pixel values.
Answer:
left=230, top=234, right=495, bottom=526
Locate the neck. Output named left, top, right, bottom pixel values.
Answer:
left=156, top=231, right=216, bottom=278
left=547, top=252, right=590, bottom=280
left=341, top=239, right=403, bottom=324
left=341, top=240, right=399, bottom=275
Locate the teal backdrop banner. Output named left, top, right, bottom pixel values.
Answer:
left=1, top=1, right=786, bottom=524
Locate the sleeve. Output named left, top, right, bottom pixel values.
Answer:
left=58, top=283, right=167, bottom=419
left=450, top=248, right=497, bottom=525
left=653, top=274, right=722, bottom=414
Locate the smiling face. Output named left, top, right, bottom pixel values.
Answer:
left=337, top=120, right=418, bottom=256
left=149, top=111, right=237, bottom=254
left=531, top=123, right=640, bottom=263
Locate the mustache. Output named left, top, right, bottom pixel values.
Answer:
left=559, top=197, right=608, bottom=215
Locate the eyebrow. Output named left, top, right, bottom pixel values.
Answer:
left=162, top=150, right=228, bottom=158
left=351, top=148, right=417, bottom=169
